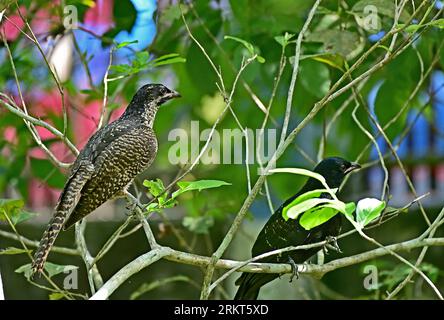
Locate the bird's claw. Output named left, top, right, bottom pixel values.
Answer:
left=124, top=200, right=138, bottom=216
left=325, top=236, right=342, bottom=253
left=287, top=257, right=300, bottom=283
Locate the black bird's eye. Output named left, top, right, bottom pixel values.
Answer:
left=340, top=164, right=346, bottom=171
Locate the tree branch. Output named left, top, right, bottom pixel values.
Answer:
left=89, top=237, right=444, bottom=300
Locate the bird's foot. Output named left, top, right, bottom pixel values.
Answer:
left=124, top=198, right=138, bottom=216
left=287, top=257, right=300, bottom=283
left=325, top=236, right=342, bottom=254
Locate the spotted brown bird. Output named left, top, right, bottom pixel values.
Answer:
left=31, top=83, right=180, bottom=276
left=234, top=157, right=361, bottom=300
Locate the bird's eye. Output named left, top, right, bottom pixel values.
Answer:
left=341, top=164, right=346, bottom=171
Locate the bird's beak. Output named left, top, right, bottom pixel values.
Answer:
left=169, top=90, right=181, bottom=99
left=345, top=162, right=361, bottom=174
left=160, top=90, right=181, bottom=104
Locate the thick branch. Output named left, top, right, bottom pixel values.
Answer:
left=89, top=237, right=444, bottom=300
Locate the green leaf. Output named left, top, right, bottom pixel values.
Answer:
left=116, top=40, right=139, bottom=49
left=269, top=168, right=337, bottom=199
left=224, top=35, right=265, bottom=63
left=356, top=198, right=386, bottom=227
left=146, top=202, right=160, bottom=213
left=256, top=56, right=266, bottom=63
left=132, top=51, right=150, bottom=69
left=379, top=262, right=440, bottom=291
left=299, top=60, right=331, bottom=98
left=12, top=210, right=38, bottom=225
left=144, top=179, right=167, bottom=205
left=150, top=53, right=186, bottom=67
left=15, top=264, right=33, bottom=280
left=0, top=198, right=24, bottom=221
left=49, top=292, right=65, bottom=300
left=398, top=19, right=444, bottom=35
left=282, top=188, right=338, bottom=220
left=321, top=201, right=356, bottom=216
left=0, top=247, right=31, bottom=255
left=44, top=263, right=78, bottom=278
left=301, top=53, right=345, bottom=71
left=397, top=23, right=422, bottom=34
left=0, top=0, right=15, bottom=12
left=351, top=0, right=410, bottom=21
left=30, top=158, right=66, bottom=189
left=299, top=207, right=338, bottom=230
left=107, top=102, right=121, bottom=111
left=109, top=64, right=133, bottom=74
left=112, top=0, right=136, bottom=32
left=286, top=198, right=336, bottom=220
left=274, top=32, right=295, bottom=48
left=80, top=89, right=102, bottom=101
left=224, top=35, right=255, bottom=55
left=172, top=180, right=231, bottom=198
left=151, top=57, right=186, bottom=67
left=306, top=30, right=364, bottom=60
left=15, top=262, right=78, bottom=280
left=0, top=199, right=35, bottom=225
left=299, top=202, right=355, bottom=230
left=143, top=179, right=165, bottom=198
left=182, top=216, right=214, bottom=234
left=430, top=18, right=444, bottom=29
left=161, top=4, right=182, bottom=23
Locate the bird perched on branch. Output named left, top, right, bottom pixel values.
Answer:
left=31, top=83, right=180, bottom=276
left=234, top=157, right=361, bottom=300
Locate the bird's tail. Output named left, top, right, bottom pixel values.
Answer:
left=31, top=209, right=68, bottom=276
left=31, top=163, right=92, bottom=276
left=234, top=272, right=278, bottom=300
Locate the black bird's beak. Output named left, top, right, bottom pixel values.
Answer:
left=345, top=162, right=361, bottom=174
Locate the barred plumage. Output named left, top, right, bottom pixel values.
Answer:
left=31, top=84, right=180, bottom=276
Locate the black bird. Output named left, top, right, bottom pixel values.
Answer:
left=234, top=157, right=361, bottom=300
left=31, top=83, right=180, bottom=275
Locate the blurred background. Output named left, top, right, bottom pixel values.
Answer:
left=1, top=0, right=444, bottom=299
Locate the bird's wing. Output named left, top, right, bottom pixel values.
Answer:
left=54, top=120, right=136, bottom=219
left=76, top=119, right=139, bottom=164
left=62, top=124, right=157, bottom=229
left=251, top=206, right=309, bottom=261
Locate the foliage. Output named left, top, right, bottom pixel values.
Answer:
left=0, top=0, right=443, bottom=300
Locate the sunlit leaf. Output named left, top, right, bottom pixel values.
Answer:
left=301, top=53, right=345, bottom=71
left=173, top=180, right=231, bottom=198
left=286, top=198, right=336, bottom=220
left=143, top=179, right=167, bottom=204
left=116, top=40, right=139, bottom=49
left=143, top=179, right=165, bottom=198
left=299, top=207, right=338, bottom=230
left=49, top=292, right=65, bottom=300
left=0, top=247, right=31, bottom=255
left=282, top=188, right=338, bottom=220
left=224, top=35, right=255, bottom=55
left=356, top=198, right=386, bottom=227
